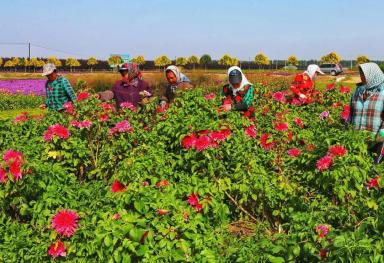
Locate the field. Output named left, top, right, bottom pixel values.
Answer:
left=1, top=70, right=383, bottom=262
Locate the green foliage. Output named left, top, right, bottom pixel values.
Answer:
left=0, top=94, right=43, bottom=110
left=199, top=54, right=212, bottom=66
left=254, top=53, right=270, bottom=68
left=176, top=57, right=188, bottom=67
left=0, top=82, right=383, bottom=261
left=219, top=54, right=238, bottom=67
left=154, top=55, right=172, bottom=69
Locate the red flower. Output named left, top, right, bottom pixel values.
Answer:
left=340, top=105, right=350, bottom=122
left=244, top=125, right=256, bottom=138
left=274, top=122, right=288, bottom=132
left=120, top=102, right=137, bottom=111
left=157, top=209, right=169, bottom=216
left=320, top=248, right=327, bottom=259
left=156, top=103, right=169, bottom=113
left=0, top=166, right=7, bottom=184
left=99, top=114, right=109, bottom=122
left=316, top=224, right=329, bottom=238
left=63, top=101, right=75, bottom=115
left=51, top=209, right=79, bottom=237
left=366, top=177, right=380, bottom=190
left=44, top=124, right=70, bottom=142
left=187, top=193, right=203, bottom=211
left=287, top=148, right=301, bottom=157
left=156, top=180, right=169, bottom=188
left=71, top=120, right=92, bottom=129
left=287, top=131, right=294, bottom=142
left=291, top=98, right=302, bottom=106
left=48, top=240, right=66, bottom=259
left=340, top=85, right=351, bottom=94
left=204, top=93, right=216, bottom=100
left=210, top=130, right=230, bottom=142
left=142, top=181, right=149, bottom=187
left=111, top=180, right=126, bottom=193
left=316, top=155, right=333, bottom=171
left=260, top=133, right=275, bottom=151
left=328, top=145, right=347, bottom=157
left=272, top=91, right=285, bottom=102
left=181, top=134, right=197, bottom=149
left=234, top=96, right=242, bottom=103
left=195, top=135, right=211, bottom=152
left=77, top=92, right=90, bottom=102
left=294, top=118, right=304, bottom=128
left=306, top=144, right=315, bottom=151
left=112, top=213, right=121, bottom=220
left=100, top=102, right=114, bottom=112
left=9, top=160, right=22, bottom=181
left=326, top=83, right=335, bottom=91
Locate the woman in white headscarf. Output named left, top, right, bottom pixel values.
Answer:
left=349, top=62, right=384, bottom=164
left=290, top=64, right=324, bottom=104
left=221, top=66, right=255, bottom=118
left=158, top=65, right=193, bottom=110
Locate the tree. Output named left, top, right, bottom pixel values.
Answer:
left=65, top=57, right=81, bottom=72
left=254, top=53, right=270, bottom=69
left=320, top=52, right=341, bottom=64
left=0, top=58, right=3, bottom=67
left=4, top=60, right=14, bottom=71
left=131, top=55, right=145, bottom=66
left=20, top=58, right=31, bottom=72
left=29, top=58, right=40, bottom=73
left=47, top=56, right=62, bottom=67
left=219, top=54, right=238, bottom=68
left=287, top=55, right=299, bottom=66
left=154, top=55, right=171, bottom=70
left=9, top=57, right=21, bottom=71
left=199, top=54, right=212, bottom=70
left=188, top=55, right=199, bottom=70
left=176, top=57, right=188, bottom=67
left=87, top=57, right=98, bottom=72
left=356, top=55, right=369, bottom=65
left=107, top=55, right=123, bottom=68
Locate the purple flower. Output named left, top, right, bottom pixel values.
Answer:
left=319, top=111, right=330, bottom=121
left=0, top=79, right=46, bottom=96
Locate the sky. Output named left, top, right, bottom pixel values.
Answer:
left=1, top=0, right=383, bottom=61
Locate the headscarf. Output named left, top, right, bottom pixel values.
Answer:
left=165, top=65, right=190, bottom=84
left=227, top=66, right=252, bottom=96
left=304, top=64, right=324, bottom=80
left=359, top=62, right=384, bottom=91
left=119, top=63, right=143, bottom=87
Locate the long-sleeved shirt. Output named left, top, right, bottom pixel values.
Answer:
left=222, top=84, right=255, bottom=118
left=99, top=79, right=152, bottom=108
left=349, top=83, right=384, bottom=135
left=290, top=73, right=316, bottom=103
left=45, top=76, right=76, bottom=111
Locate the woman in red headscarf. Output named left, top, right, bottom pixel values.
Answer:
left=97, top=62, right=152, bottom=109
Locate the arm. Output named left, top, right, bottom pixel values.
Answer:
left=62, top=77, right=77, bottom=102
left=98, top=90, right=115, bottom=101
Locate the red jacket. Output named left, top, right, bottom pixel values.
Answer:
left=290, top=73, right=316, bottom=103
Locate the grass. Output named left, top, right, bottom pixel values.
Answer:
left=0, top=108, right=46, bottom=119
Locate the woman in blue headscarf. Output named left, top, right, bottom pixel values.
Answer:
left=349, top=62, right=384, bottom=164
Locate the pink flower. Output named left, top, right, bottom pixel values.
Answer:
left=100, top=102, right=114, bottom=112
left=63, top=101, right=75, bottom=115
left=367, top=177, right=380, bottom=190
left=111, top=180, right=126, bottom=193
left=112, top=213, right=121, bottom=220
left=48, top=240, right=66, bottom=259
left=287, top=148, right=301, bottom=157
left=319, top=111, right=330, bottom=121
left=294, top=117, right=304, bottom=128
left=120, top=102, right=137, bottom=111
left=340, top=105, right=350, bottom=122
left=195, top=135, right=211, bottom=152
left=0, top=166, right=7, bottom=184
left=326, top=83, right=335, bottom=91
left=155, top=180, right=169, bottom=188
left=316, top=155, right=333, bottom=171
left=204, top=93, right=216, bottom=100
left=3, top=149, right=23, bottom=163
left=244, top=125, right=256, bottom=138
left=340, top=86, right=351, bottom=94
left=210, top=130, right=230, bottom=142
left=315, top=224, right=329, bottom=238
left=272, top=91, right=286, bottom=102
left=291, top=98, right=302, bottom=106
left=260, top=133, right=275, bottom=151
left=142, top=181, right=149, bottom=187
left=328, top=145, right=347, bottom=157
left=71, top=120, right=92, bottom=129
left=51, top=209, right=79, bottom=237
left=109, top=120, right=133, bottom=135
left=274, top=122, right=288, bottom=132
left=181, top=134, right=197, bottom=149
left=14, top=113, right=28, bottom=123
left=43, top=124, right=70, bottom=142
left=77, top=92, right=90, bottom=102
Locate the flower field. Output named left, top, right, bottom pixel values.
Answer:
left=0, top=78, right=383, bottom=262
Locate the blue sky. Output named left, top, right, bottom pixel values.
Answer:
left=1, top=0, right=383, bottom=60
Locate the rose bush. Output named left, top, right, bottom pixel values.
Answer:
left=0, top=82, right=384, bottom=262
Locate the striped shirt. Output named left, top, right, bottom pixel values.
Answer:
left=350, top=83, right=384, bottom=134
left=45, top=76, right=77, bottom=111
